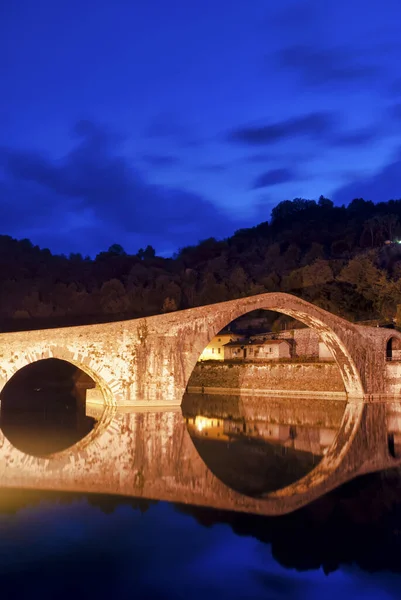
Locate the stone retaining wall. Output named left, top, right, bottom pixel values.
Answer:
left=188, top=361, right=344, bottom=393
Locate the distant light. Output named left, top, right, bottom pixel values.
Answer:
left=195, top=416, right=208, bottom=432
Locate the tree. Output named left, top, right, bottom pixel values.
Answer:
left=108, top=244, right=127, bottom=256
left=271, top=198, right=317, bottom=223
left=301, top=260, right=333, bottom=288
left=303, top=243, right=324, bottom=265
left=162, top=297, right=178, bottom=312
left=362, top=218, right=381, bottom=247
left=228, top=266, right=248, bottom=295
left=318, top=195, right=333, bottom=209
left=99, top=279, right=129, bottom=314
left=395, top=304, right=401, bottom=330
left=137, top=245, right=156, bottom=260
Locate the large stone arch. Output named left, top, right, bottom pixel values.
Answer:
left=184, top=292, right=367, bottom=398
left=178, top=292, right=371, bottom=507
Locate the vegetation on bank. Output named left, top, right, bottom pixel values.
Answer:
left=2, top=196, right=401, bottom=331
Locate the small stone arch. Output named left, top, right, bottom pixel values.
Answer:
left=385, top=334, right=401, bottom=362
left=0, top=347, right=117, bottom=407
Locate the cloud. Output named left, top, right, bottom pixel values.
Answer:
left=241, top=150, right=318, bottom=166
left=277, top=44, right=380, bottom=87
left=143, top=113, right=201, bottom=148
left=143, top=113, right=188, bottom=139
left=226, top=112, right=335, bottom=146
left=252, top=168, right=297, bottom=189
left=196, top=163, right=228, bottom=173
left=140, top=154, right=179, bottom=168
left=332, top=148, right=401, bottom=205
left=243, top=153, right=277, bottom=164
left=270, top=1, right=318, bottom=31
left=390, top=78, right=401, bottom=95
left=251, top=568, right=310, bottom=598
left=389, top=104, right=401, bottom=120
left=0, top=121, right=239, bottom=256
left=331, top=129, right=379, bottom=147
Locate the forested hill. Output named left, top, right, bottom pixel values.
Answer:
left=2, top=196, right=401, bottom=332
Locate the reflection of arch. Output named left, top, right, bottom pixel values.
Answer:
left=186, top=293, right=365, bottom=398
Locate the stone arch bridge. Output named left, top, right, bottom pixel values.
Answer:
left=0, top=292, right=399, bottom=406
left=1, top=292, right=401, bottom=515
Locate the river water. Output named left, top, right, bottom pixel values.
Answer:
left=1, top=371, right=401, bottom=599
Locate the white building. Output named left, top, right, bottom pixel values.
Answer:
left=198, top=333, right=240, bottom=361
left=224, top=339, right=291, bottom=361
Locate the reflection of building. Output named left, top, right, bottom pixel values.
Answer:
left=198, top=333, right=240, bottom=361
left=387, top=408, right=401, bottom=457
left=224, top=339, right=291, bottom=361
left=186, top=414, right=337, bottom=455
left=186, top=415, right=228, bottom=439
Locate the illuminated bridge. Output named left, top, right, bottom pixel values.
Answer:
left=0, top=292, right=401, bottom=515
left=0, top=292, right=400, bottom=406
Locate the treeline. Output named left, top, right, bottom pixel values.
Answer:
left=2, top=196, right=401, bottom=331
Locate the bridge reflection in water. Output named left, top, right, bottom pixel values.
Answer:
left=0, top=382, right=401, bottom=516
left=182, top=393, right=345, bottom=496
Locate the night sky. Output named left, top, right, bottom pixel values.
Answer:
left=2, top=0, right=401, bottom=257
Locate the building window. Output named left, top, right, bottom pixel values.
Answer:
left=218, top=348, right=221, bottom=354
left=218, top=338, right=221, bottom=342
left=212, top=348, right=215, bottom=354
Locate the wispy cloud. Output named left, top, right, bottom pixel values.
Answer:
left=226, top=112, right=336, bottom=146
left=0, top=121, right=239, bottom=255
left=252, top=168, right=297, bottom=189
left=276, top=44, right=380, bottom=87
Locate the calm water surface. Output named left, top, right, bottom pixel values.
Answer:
left=1, top=477, right=401, bottom=600
left=1, top=367, right=401, bottom=599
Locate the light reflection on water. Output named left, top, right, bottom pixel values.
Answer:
left=182, top=392, right=346, bottom=496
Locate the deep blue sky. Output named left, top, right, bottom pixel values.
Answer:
left=1, top=0, right=401, bottom=256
